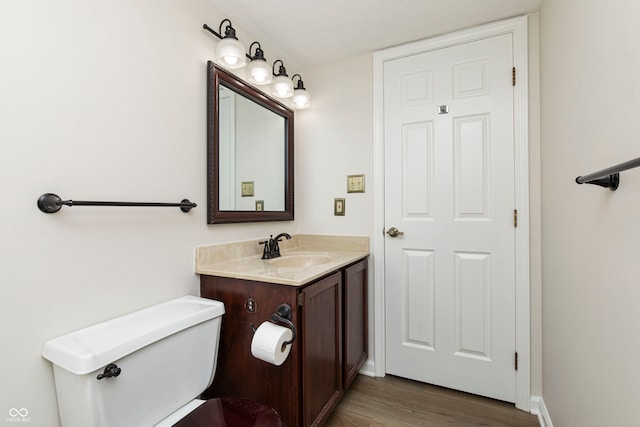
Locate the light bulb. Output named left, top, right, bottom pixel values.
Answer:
left=215, top=37, right=246, bottom=69
left=247, top=58, right=272, bottom=86
left=292, top=89, right=310, bottom=109
left=271, top=75, right=293, bottom=98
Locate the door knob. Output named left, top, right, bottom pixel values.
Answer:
left=386, top=227, right=404, bottom=238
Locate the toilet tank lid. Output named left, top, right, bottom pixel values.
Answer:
left=42, top=295, right=224, bottom=375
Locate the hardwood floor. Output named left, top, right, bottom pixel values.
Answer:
left=325, top=375, right=539, bottom=427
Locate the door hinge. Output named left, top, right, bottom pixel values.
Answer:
left=515, top=352, right=519, bottom=370
left=297, top=293, right=303, bottom=307
left=513, top=209, right=518, bottom=227
left=512, top=67, right=516, bottom=86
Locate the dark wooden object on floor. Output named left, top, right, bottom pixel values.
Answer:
left=325, top=375, right=540, bottom=427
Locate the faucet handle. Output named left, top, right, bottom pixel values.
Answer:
left=259, top=240, right=270, bottom=259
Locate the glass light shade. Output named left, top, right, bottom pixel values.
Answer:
left=215, top=38, right=246, bottom=69
left=247, top=59, right=272, bottom=85
left=271, top=74, right=294, bottom=98
left=292, top=88, right=311, bottom=109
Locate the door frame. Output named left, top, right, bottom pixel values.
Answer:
left=372, top=15, right=531, bottom=411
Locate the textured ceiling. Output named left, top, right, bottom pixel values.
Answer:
left=207, top=0, right=542, bottom=69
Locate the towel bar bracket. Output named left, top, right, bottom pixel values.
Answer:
left=575, top=173, right=619, bottom=190
left=37, top=193, right=64, bottom=213
left=575, top=156, right=640, bottom=191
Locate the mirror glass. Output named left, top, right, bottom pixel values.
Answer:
left=207, top=63, right=294, bottom=224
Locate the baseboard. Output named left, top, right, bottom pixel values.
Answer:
left=530, top=396, right=553, bottom=427
left=358, top=359, right=376, bottom=377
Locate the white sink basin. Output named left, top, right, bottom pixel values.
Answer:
left=269, top=252, right=332, bottom=268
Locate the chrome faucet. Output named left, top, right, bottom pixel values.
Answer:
left=259, top=233, right=292, bottom=259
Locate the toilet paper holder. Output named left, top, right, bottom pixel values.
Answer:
left=250, top=304, right=296, bottom=346
left=270, top=304, right=296, bottom=345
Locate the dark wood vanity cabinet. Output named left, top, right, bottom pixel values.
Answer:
left=199, top=258, right=368, bottom=427
left=301, top=272, right=343, bottom=426
left=342, top=259, right=368, bottom=390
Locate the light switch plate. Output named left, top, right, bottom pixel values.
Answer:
left=334, top=198, right=345, bottom=216
left=347, top=174, right=365, bottom=193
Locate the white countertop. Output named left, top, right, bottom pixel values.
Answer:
left=195, top=234, right=369, bottom=286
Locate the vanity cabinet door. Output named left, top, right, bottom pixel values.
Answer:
left=300, top=272, right=343, bottom=427
left=343, top=258, right=368, bottom=389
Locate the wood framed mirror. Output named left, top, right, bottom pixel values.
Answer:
left=207, top=62, right=294, bottom=224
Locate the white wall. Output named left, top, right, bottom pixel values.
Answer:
left=296, top=54, right=376, bottom=364
left=0, top=1, right=298, bottom=425
left=540, top=0, right=640, bottom=425
left=296, top=55, right=374, bottom=236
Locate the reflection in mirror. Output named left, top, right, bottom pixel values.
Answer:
left=208, top=62, right=294, bottom=224
left=218, top=85, right=285, bottom=211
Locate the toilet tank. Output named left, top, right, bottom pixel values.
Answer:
left=42, top=295, right=224, bottom=427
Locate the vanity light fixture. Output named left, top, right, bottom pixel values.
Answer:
left=271, top=60, right=294, bottom=99
left=203, top=19, right=246, bottom=69
left=291, top=74, right=311, bottom=109
left=203, top=20, right=311, bottom=104
left=246, top=42, right=272, bottom=85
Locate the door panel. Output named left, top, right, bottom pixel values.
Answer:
left=404, top=249, right=435, bottom=348
left=454, top=114, right=489, bottom=218
left=402, top=122, right=434, bottom=218
left=384, top=33, right=516, bottom=402
left=343, top=260, right=368, bottom=389
left=454, top=251, right=491, bottom=360
left=301, top=273, right=342, bottom=427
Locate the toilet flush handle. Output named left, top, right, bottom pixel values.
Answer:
left=97, top=363, right=121, bottom=380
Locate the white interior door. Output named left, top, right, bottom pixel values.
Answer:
left=383, top=33, right=516, bottom=402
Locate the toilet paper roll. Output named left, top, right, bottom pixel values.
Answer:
left=251, top=322, right=293, bottom=366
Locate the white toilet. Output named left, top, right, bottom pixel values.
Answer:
left=42, top=295, right=283, bottom=427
